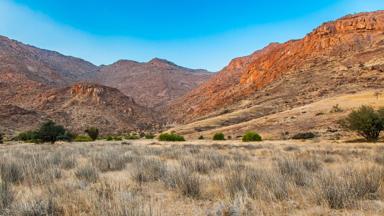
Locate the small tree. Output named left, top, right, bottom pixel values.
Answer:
left=85, top=127, right=99, bottom=141
left=242, top=131, right=262, bottom=142
left=37, top=120, right=66, bottom=143
left=213, top=133, right=225, bottom=141
left=340, top=106, right=384, bottom=142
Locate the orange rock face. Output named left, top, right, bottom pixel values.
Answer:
left=170, top=11, right=384, bottom=122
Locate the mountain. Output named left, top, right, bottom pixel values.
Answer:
left=30, top=83, right=158, bottom=134
left=169, top=11, right=384, bottom=138
left=91, top=58, right=213, bottom=109
left=0, top=35, right=211, bottom=135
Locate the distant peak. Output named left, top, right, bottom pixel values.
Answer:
left=148, top=58, right=178, bottom=67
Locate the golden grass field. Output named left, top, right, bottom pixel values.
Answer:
left=1, top=139, right=384, bottom=215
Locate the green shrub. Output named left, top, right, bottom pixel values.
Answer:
left=242, top=131, right=262, bottom=142
left=74, top=135, right=93, bottom=142
left=85, top=127, right=99, bottom=141
left=37, top=120, right=67, bottom=143
left=291, top=132, right=316, bottom=140
left=158, top=133, right=185, bottom=141
left=340, top=106, right=384, bottom=142
left=106, top=136, right=113, bottom=141
left=213, top=133, right=225, bottom=141
left=125, top=134, right=140, bottom=140
left=17, top=131, right=40, bottom=143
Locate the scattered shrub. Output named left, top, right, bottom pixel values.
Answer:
left=74, top=135, right=93, bottom=142
left=37, top=120, right=67, bottom=143
left=85, top=127, right=99, bottom=141
left=242, top=131, right=262, bottom=142
left=106, top=136, right=113, bottom=141
left=213, top=133, right=225, bottom=141
left=340, top=105, right=384, bottom=142
left=125, top=133, right=140, bottom=140
left=291, top=132, right=316, bottom=140
left=158, top=133, right=185, bottom=141
left=17, top=131, right=40, bottom=143
left=330, top=104, right=343, bottom=113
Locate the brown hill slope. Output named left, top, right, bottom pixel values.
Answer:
left=91, top=58, right=213, bottom=109
left=30, top=83, right=158, bottom=135
left=170, top=11, right=384, bottom=124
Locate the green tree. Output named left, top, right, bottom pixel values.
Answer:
left=37, top=120, right=66, bottom=143
left=340, top=106, right=384, bottom=142
left=85, top=127, right=99, bottom=141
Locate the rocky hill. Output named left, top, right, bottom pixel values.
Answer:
left=170, top=11, right=384, bottom=122
left=91, top=58, right=212, bottom=109
left=168, top=11, right=384, bottom=138
left=0, top=36, right=211, bottom=135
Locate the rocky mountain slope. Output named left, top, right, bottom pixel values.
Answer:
left=91, top=58, right=212, bottom=109
left=170, top=11, right=384, bottom=122
left=169, top=11, right=384, bottom=138
left=0, top=36, right=211, bottom=135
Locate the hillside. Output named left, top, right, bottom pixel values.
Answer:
left=169, top=11, right=384, bottom=126
left=170, top=11, right=384, bottom=122
left=91, top=58, right=212, bottom=109
left=0, top=35, right=212, bottom=134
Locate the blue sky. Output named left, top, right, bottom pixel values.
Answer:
left=0, top=0, right=384, bottom=71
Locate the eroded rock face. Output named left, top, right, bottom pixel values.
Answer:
left=170, top=11, right=384, bottom=122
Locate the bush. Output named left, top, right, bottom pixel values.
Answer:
left=340, top=106, right=384, bottom=141
left=291, top=132, right=316, bottom=140
left=125, top=133, right=140, bottom=140
left=242, top=131, right=262, bottom=142
left=17, top=131, right=40, bottom=143
left=56, top=132, right=74, bottom=142
left=74, top=135, right=93, bottom=142
left=198, top=135, right=204, bottom=140
left=106, top=136, right=113, bottom=141
left=37, top=120, right=67, bottom=143
left=85, top=127, right=99, bottom=141
left=0, top=132, right=3, bottom=144
left=213, top=133, right=225, bottom=141
left=158, top=133, right=185, bottom=141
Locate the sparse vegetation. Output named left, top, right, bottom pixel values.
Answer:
left=213, top=132, right=225, bottom=140
left=340, top=105, right=384, bottom=141
left=0, top=140, right=382, bottom=215
left=198, top=135, right=204, bottom=140
left=144, top=133, right=155, bottom=139
left=158, top=133, right=185, bottom=141
left=17, top=121, right=72, bottom=143
left=74, top=135, right=93, bottom=142
left=85, top=127, right=99, bottom=141
left=242, top=131, right=262, bottom=142
left=292, top=132, right=316, bottom=140
left=0, top=132, right=3, bottom=144
left=330, top=104, right=343, bottom=113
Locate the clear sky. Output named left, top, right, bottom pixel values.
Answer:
left=0, top=0, right=384, bottom=71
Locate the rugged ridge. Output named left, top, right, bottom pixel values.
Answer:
left=91, top=58, right=213, bottom=109
left=170, top=11, right=384, bottom=123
